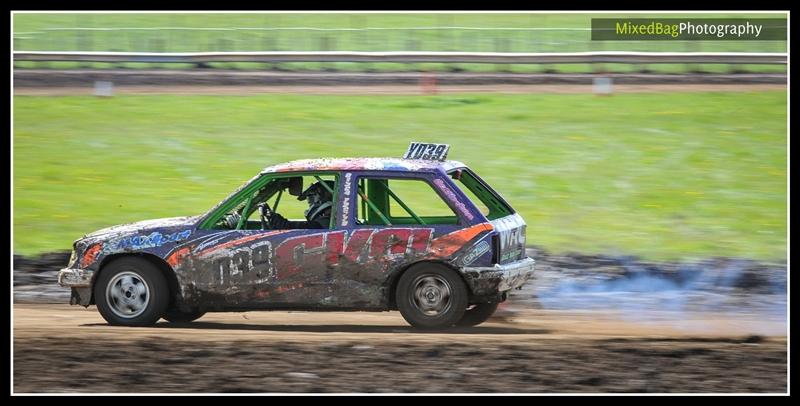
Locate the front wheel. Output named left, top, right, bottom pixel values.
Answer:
left=396, top=263, right=468, bottom=329
left=94, top=257, right=169, bottom=327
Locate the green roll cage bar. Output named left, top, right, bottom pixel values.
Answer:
left=356, top=179, right=426, bottom=226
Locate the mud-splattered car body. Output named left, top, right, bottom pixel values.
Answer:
left=59, top=157, right=535, bottom=318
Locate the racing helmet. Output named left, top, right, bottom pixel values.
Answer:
left=298, top=180, right=335, bottom=221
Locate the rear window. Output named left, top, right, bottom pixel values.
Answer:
left=356, top=177, right=460, bottom=226
left=447, top=168, right=514, bottom=220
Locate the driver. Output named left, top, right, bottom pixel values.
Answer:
left=267, top=180, right=335, bottom=229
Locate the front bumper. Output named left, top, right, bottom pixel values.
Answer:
left=58, top=268, right=94, bottom=288
left=461, top=257, right=535, bottom=296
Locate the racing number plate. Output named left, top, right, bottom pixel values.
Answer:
left=404, top=142, right=450, bottom=161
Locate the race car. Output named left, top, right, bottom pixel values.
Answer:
left=58, top=143, right=535, bottom=329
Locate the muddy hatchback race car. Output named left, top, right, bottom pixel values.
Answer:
left=59, top=143, right=535, bottom=329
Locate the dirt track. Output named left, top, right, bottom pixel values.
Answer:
left=13, top=304, right=787, bottom=393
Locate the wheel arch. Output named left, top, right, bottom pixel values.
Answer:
left=92, top=253, right=180, bottom=306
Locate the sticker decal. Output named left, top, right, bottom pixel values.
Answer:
left=103, top=229, right=192, bottom=253
left=341, top=172, right=353, bottom=227
left=462, top=240, right=490, bottom=266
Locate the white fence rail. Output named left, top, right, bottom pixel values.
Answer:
left=12, top=51, right=788, bottom=65
left=30, top=26, right=596, bottom=32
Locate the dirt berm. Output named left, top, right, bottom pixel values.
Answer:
left=14, top=69, right=787, bottom=88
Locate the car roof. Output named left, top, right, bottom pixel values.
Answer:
left=261, top=157, right=467, bottom=174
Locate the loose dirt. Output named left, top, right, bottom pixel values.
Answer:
left=13, top=304, right=787, bottom=393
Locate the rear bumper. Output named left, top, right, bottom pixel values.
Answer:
left=461, top=257, right=535, bottom=297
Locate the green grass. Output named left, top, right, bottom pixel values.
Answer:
left=12, top=13, right=787, bottom=73
left=13, top=92, right=787, bottom=261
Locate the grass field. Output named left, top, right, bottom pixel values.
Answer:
left=12, top=13, right=787, bottom=73
left=13, top=91, right=787, bottom=260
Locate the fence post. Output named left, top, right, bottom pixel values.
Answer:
left=149, top=38, right=165, bottom=69
left=495, top=38, right=510, bottom=72
left=78, top=30, right=88, bottom=50
left=529, top=14, right=536, bottom=54
left=320, top=36, right=335, bottom=71
left=685, top=41, right=696, bottom=73
left=128, top=30, right=137, bottom=53
left=175, top=15, right=184, bottom=52
left=274, top=14, right=281, bottom=51
left=406, top=38, right=420, bottom=72
left=592, top=36, right=605, bottom=74
left=168, top=15, right=176, bottom=53
left=111, top=49, right=124, bottom=69
left=79, top=30, right=93, bottom=68
left=217, top=38, right=233, bottom=69
left=262, top=36, right=276, bottom=70
left=537, top=15, right=546, bottom=73
left=356, top=15, right=371, bottom=71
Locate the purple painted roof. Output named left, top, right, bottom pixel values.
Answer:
left=261, top=158, right=466, bottom=174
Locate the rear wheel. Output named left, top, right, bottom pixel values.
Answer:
left=162, top=308, right=206, bottom=323
left=396, top=263, right=468, bottom=329
left=94, top=257, right=169, bottom=327
left=456, top=302, right=499, bottom=327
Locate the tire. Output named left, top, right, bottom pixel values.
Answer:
left=456, top=302, right=499, bottom=327
left=162, top=308, right=206, bottom=323
left=396, top=263, right=468, bottom=329
left=94, top=257, right=169, bottom=327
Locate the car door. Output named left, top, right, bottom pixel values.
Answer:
left=167, top=172, right=341, bottom=309
left=325, top=171, right=479, bottom=308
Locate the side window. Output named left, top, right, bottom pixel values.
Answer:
left=451, top=178, right=491, bottom=216
left=245, top=174, right=337, bottom=228
left=208, top=173, right=338, bottom=230
left=448, top=168, right=513, bottom=220
left=355, top=177, right=459, bottom=226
